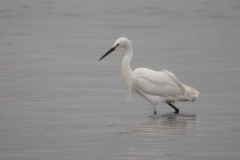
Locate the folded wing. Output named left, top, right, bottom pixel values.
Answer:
left=133, top=68, right=183, bottom=97
left=133, top=68, right=199, bottom=102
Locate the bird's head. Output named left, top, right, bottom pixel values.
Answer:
left=99, top=37, right=133, bottom=61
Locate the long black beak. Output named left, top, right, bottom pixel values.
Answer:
left=99, top=47, right=116, bottom=61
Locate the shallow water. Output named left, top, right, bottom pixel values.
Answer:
left=1, top=0, right=240, bottom=159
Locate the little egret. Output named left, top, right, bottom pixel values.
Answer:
left=99, top=37, right=199, bottom=115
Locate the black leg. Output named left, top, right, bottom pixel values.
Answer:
left=154, top=110, right=157, bottom=115
left=166, top=102, right=179, bottom=114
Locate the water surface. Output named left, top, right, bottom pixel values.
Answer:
left=1, top=0, right=240, bottom=159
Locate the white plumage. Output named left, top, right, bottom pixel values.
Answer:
left=99, top=37, right=199, bottom=115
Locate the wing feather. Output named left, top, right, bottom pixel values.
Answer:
left=133, top=68, right=183, bottom=97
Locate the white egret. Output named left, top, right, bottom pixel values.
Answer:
left=99, top=37, right=199, bottom=115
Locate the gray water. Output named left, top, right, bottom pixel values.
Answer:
left=1, top=0, right=240, bottom=160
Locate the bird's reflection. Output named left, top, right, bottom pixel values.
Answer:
left=150, top=113, right=197, bottom=128
left=120, top=113, right=197, bottom=135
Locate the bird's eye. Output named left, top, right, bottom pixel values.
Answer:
left=117, top=43, right=119, bottom=46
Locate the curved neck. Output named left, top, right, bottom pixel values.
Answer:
left=121, top=42, right=133, bottom=99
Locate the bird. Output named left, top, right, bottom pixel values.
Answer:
left=99, top=37, right=199, bottom=115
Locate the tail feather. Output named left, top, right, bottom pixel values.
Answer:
left=184, top=85, right=199, bottom=102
